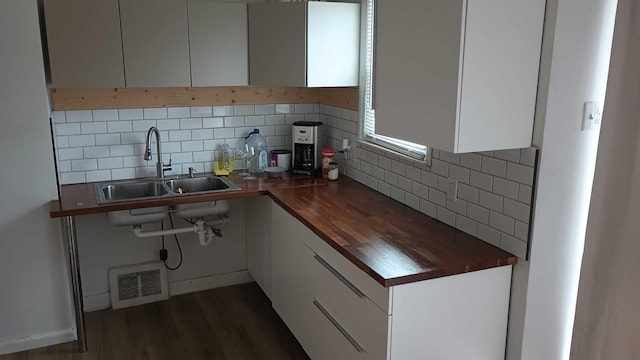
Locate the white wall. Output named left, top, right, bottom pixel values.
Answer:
left=517, top=0, right=618, bottom=359
left=0, top=0, right=74, bottom=354
left=75, top=200, right=250, bottom=311
left=571, top=0, right=640, bottom=357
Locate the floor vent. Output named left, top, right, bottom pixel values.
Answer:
left=109, top=262, right=168, bottom=309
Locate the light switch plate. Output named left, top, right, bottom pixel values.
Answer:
left=447, top=178, right=458, bottom=202
left=582, top=101, right=603, bottom=131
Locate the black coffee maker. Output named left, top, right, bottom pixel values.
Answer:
left=292, top=121, right=323, bottom=175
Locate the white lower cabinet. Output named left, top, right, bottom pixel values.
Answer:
left=271, top=203, right=512, bottom=360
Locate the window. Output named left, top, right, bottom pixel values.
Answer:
left=361, top=0, right=430, bottom=162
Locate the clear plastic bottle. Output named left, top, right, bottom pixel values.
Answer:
left=245, top=129, right=267, bottom=173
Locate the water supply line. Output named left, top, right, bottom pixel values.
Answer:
left=131, top=216, right=229, bottom=246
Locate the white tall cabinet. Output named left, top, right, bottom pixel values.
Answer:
left=374, top=0, right=545, bottom=153
left=43, top=0, right=125, bottom=88
left=119, top=0, right=192, bottom=87
left=188, top=0, right=248, bottom=86
left=248, top=2, right=360, bottom=87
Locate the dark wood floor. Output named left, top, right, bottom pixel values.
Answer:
left=1, top=282, right=309, bottom=360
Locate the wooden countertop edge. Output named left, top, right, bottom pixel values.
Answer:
left=269, top=194, right=516, bottom=287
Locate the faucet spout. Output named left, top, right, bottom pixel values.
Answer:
left=144, top=127, right=170, bottom=179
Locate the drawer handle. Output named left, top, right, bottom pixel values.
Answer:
left=314, top=254, right=366, bottom=298
left=313, top=299, right=366, bottom=354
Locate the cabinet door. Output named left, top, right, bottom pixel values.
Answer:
left=43, top=0, right=125, bottom=88
left=120, top=0, right=191, bottom=87
left=248, top=3, right=307, bottom=87
left=246, top=196, right=272, bottom=299
left=271, top=204, right=311, bottom=345
left=374, top=0, right=464, bottom=153
left=188, top=1, right=248, bottom=86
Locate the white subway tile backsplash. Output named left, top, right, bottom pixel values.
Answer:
left=506, top=162, right=535, bottom=185
left=163, top=142, right=182, bottom=154
left=191, top=106, right=212, bottom=118
left=51, top=111, right=66, bottom=123
left=459, top=153, right=482, bottom=171
left=118, top=108, right=143, bottom=120
left=234, top=105, right=255, bottom=116
left=95, top=133, right=121, bottom=146
left=201, top=117, right=223, bottom=128
left=390, top=186, right=405, bottom=203
left=420, top=199, right=437, bottom=218
left=192, top=129, right=214, bottom=140
left=470, top=171, right=493, bottom=191
left=216, top=128, right=235, bottom=139
left=213, top=106, right=234, bottom=117
left=98, top=157, right=123, bottom=169
left=456, top=215, right=477, bottom=236
left=384, top=170, right=398, bottom=186
left=405, top=193, right=420, bottom=210
left=203, top=140, right=224, bottom=151
left=520, top=148, right=537, bottom=167
left=266, top=115, right=285, bottom=125
left=92, top=109, right=119, bottom=122
left=275, top=125, right=290, bottom=136
left=167, top=107, right=190, bottom=118
left=378, top=156, right=391, bottom=171
left=494, top=149, right=521, bottom=163
left=430, top=159, right=449, bottom=177
left=439, top=151, right=459, bottom=165
left=156, top=119, right=180, bottom=130
left=467, top=203, right=490, bottom=224
left=83, top=146, right=110, bottom=159
left=295, top=103, right=314, bottom=114
left=81, top=122, right=107, bottom=134
left=58, top=147, right=84, bottom=160
left=447, top=198, right=467, bottom=215
left=170, top=152, right=193, bottom=164
left=71, top=159, right=97, bottom=171
left=143, top=108, right=167, bottom=119
left=479, top=190, right=503, bottom=212
left=224, top=116, right=245, bottom=127
left=437, top=206, right=456, bottom=227
left=503, top=198, right=530, bottom=223
left=135, top=166, right=156, bottom=178
left=255, top=104, right=275, bottom=115
left=360, top=161, right=372, bottom=175
left=55, top=123, right=81, bottom=136
left=107, top=121, right=133, bottom=133
left=56, top=136, right=69, bottom=148
left=420, top=170, right=439, bottom=188
left=518, top=184, right=533, bottom=205
left=500, top=234, right=527, bottom=259
left=429, top=188, right=446, bottom=207
left=477, top=224, right=501, bottom=247
left=405, top=166, right=421, bottom=182
left=458, top=183, right=479, bottom=204
left=378, top=181, right=391, bottom=196
left=245, top=115, right=265, bottom=126
left=481, top=156, right=507, bottom=177
left=169, top=130, right=192, bottom=142
left=515, top=221, right=529, bottom=241
left=449, top=165, right=470, bottom=184
left=193, top=151, right=215, bottom=163
left=109, top=145, right=134, bottom=157
left=131, top=119, right=157, bottom=132
left=121, top=132, right=146, bottom=144
left=66, top=110, right=93, bottom=122
left=123, top=155, right=144, bottom=168
left=493, top=177, right=519, bottom=200
left=437, top=176, right=449, bottom=193
left=391, top=160, right=406, bottom=176
left=489, top=212, right=515, bottom=234
left=61, top=172, right=86, bottom=184
left=181, top=141, right=204, bottom=152
left=371, top=165, right=385, bottom=180
left=398, top=176, right=412, bottom=192
left=365, top=174, right=377, bottom=190
left=69, top=135, right=95, bottom=147
left=111, top=168, right=136, bottom=180
left=86, top=170, right=111, bottom=182
left=180, top=118, right=202, bottom=130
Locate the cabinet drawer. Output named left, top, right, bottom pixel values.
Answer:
left=306, top=250, right=389, bottom=360
left=303, top=289, right=370, bottom=360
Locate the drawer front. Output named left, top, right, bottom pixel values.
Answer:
left=306, top=250, right=389, bottom=360
left=303, top=289, right=370, bottom=360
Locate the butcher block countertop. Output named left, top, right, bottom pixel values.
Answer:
left=50, top=173, right=516, bottom=287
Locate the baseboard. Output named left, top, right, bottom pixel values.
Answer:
left=82, top=270, right=255, bottom=311
left=169, top=270, right=254, bottom=296
left=0, top=329, right=75, bottom=355
left=84, top=292, right=111, bottom=312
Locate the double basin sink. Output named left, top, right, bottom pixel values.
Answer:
left=95, top=175, right=240, bottom=225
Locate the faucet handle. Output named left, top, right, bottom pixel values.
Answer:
left=162, top=156, right=172, bottom=175
left=188, top=167, right=198, bottom=178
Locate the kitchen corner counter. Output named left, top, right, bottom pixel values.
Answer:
left=269, top=177, right=516, bottom=287
left=50, top=173, right=515, bottom=287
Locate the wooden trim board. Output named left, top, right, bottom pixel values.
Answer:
left=51, top=86, right=359, bottom=111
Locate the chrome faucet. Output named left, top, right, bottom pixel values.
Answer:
left=144, top=127, right=171, bottom=179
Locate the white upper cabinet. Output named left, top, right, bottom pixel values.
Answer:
left=248, top=2, right=360, bottom=88
left=119, top=0, right=191, bottom=87
left=43, top=0, right=125, bottom=88
left=374, top=0, right=545, bottom=153
left=188, top=0, right=248, bottom=86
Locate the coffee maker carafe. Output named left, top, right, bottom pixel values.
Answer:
left=292, top=121, right=323, bottom=175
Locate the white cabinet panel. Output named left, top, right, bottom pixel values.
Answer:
left=188, top=1, right=248, bottom=86
left=44, top=0, right=125, bottom=88
left=120, top=0, right=191, bottom=87
left=375, top=0, right=545, bottom=153
left=248, top=2, right=360, bottom=87
left=246, top=196, right=272, bottom=299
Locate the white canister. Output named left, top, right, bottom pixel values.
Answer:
left=271, top=149, right=292, bottom=170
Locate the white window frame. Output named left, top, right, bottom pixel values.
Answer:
left=359, top=0, right=431, bottom=164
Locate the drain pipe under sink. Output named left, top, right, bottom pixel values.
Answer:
left=131, top=217, right=229, bottom=246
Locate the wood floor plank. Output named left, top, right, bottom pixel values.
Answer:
left=0, top=283, right=308, bottom=360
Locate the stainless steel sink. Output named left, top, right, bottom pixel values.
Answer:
left=98, top=180, right=169, bottom=203
left=164, top=176, right=240, bottom=194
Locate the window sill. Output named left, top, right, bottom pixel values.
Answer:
left=356, top=139, right=432, bottom=170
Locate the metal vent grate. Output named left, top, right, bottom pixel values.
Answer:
left=109, top=262, right=168, bottom=309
